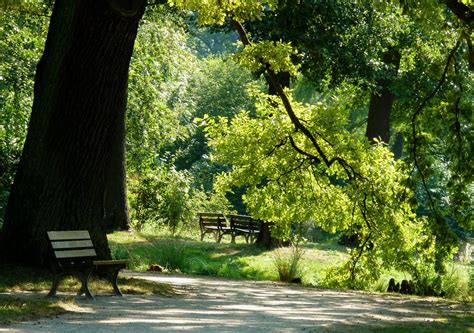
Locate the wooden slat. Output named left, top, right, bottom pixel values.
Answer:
left=201, top=221, right=220, bottom=225
left=47, top=230, right=91, bottom=241
left=51, top=240, right=93, bottom=249
left=54, top=249, right=96, bottom=259
left=198, top=212, right=225, bottom=217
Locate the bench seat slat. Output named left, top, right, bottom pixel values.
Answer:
left=47, top=230, right=91, bottom=241
left=197, top=212, right=225, bottom=217
left=234, top=228, right=259, bottom=233
left=54, top=249, right=97, bottom=258
left=51, top=240, right=94, bottom=249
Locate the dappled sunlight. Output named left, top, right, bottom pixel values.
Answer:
left=4, top=273, right=472, bottom=332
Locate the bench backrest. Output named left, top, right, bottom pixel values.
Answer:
left=47, top=230, right=97, bottom=260
left=228, top=214, right=260, bottom=232
left=197, top=212, right=227, bottom=229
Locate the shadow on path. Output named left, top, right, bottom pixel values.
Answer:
left=1, top=272, right=472, bottom=332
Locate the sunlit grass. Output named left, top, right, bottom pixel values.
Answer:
left=108, top=229, right=349, bottom=284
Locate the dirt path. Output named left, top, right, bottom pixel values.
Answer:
left=1, top=272, right=473, bottom=332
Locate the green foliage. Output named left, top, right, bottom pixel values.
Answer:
left=168, top=0, right=276, bottom=25
left=127, top=6, right=196, bottom=174
left=234, top=40, right=300, bottom=76
left=0, top=4, right=49, bottom=225
left=205, top=82, right=449, bottom=285
left=125, top=7, right=255, bottom=230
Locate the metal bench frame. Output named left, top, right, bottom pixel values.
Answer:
left=197, top=212, right=231, bottom=243
left=228, top=214, right=261, bottom=243
left=47, top=230, right=127, bottom=299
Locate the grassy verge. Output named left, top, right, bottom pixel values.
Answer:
left=0, top=296, right=76, bottom=325
left=0, top=264, right=179, bottom=324
left=108, top=230, right=348, bottom=284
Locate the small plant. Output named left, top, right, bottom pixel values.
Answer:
left=272, top=241, right=306, bottom=283
left=154, top=242, right=188, bottom=271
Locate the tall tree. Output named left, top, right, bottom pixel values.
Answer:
left=1, top=0, right=145, bottom=264
left=365, top=48, right=401, bottom=143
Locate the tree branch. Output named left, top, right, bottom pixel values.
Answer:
left=442, top=0, right=474, bottom=26
left=350, top=232, right=372, bottom=287
left=231, top=19, right=356, bottom=180
left=411, top=40, right=461, bottom=214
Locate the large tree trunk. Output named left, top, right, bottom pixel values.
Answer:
left=1, top=0, right=145, bottom=265
left=104, top=101, right=130, bottom=232
left=365, top=48, right=401, bottom=144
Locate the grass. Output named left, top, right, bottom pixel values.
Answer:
left=0, top=296, right=77, bottom=325
left=107, top=229, right=348, bottom=283
left=0, top=264, right=179, bottom=324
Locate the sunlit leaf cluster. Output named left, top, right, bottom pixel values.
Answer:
left=204, top=85, right=440, bottom=283
left=234, top=40, right=300, bottom=76
left=168, top=0, right=276, bottom=25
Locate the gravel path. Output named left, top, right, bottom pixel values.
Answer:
left=1, top=272, right=472, bottom=332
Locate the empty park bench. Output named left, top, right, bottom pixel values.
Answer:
left=198, top=212, right=231, bottom=243
left=228, top=214, right=261, bottom=243
left=198, top=213, right=261, bottom=243
left=47, top=230, right=128, bottom=299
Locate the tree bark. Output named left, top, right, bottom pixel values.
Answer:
left=104, top=98, right=130, bottom=232
left=442, top=0, right=473, bottom=26
left=365, top=48, right=401, bottom=144
left=1, top=0, right=145, bottom=265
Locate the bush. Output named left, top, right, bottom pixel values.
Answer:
left=128, top=166, right=234, bottom=234
left=128, top=167, right=192, bottom=233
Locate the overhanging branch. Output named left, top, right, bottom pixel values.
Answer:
left=231, top=19, right=355, bottom=180
left=411, top=40, right=461, bottom=214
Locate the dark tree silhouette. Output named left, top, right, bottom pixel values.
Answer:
left=1, top=0, right=145, bottom=265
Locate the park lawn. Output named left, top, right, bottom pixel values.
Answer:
left=107, top=229, right=348, bottom=283
left=0, top=264, right=179, bottom=324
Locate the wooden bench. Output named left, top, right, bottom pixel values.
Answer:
left=47, top=230, right=128, bottom=299
left=197, top=212, right=231, bottom=243
left=228, top=214, right=261, bottom=243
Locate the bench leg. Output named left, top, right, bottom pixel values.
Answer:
left=110, top=268, right=123, bottom=296
left=47, top=273, right=62, bottom=297
left=200, top=230, right=205, bottom=241
left=231, top=233, right=236, bottom=244
left=244, top=235, right=249, bottom=244
left=78, top=269, right=94, bottom=299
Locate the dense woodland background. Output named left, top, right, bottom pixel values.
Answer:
left=0, top=0, right=472, bottom=292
